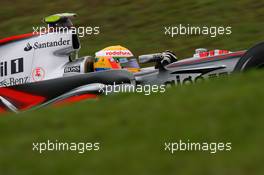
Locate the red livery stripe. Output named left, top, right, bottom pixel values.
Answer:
left=0, top=88, right=46, bottom=110
left=0, top=33, right=38, bottom=45
left=54, top=94, right=98, bottom=106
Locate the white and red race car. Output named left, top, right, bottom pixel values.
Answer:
left=0, top=13, right=264, bottom=113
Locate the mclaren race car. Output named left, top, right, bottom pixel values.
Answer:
left=1, top=13, right=264, bottom=113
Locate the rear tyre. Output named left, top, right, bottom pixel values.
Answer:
left=234, top=42, right=264, bottom=71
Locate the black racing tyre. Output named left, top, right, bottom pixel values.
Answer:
left=234, top=42, right=264, bottom=71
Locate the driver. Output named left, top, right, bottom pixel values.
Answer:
left=94, top=45, right=140, bottom=73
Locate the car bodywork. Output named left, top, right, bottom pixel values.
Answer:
left=0, top=14, right=135, bottom=113
left=135, top=50, right=246, bottom=85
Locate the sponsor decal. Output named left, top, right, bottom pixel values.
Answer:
left=105, top=51, right=133, bottom=57
left=0, top=61, right=7, bottom=77
left=24, top=38, right=71, bottom=51
left=165, top=66, right=227, bottom=85
left=0, top=76, right=30, bottom=87
left=96, top=50, right=133, bottom=57
left=64, top=65, right=81, bottom=73
left=24, top=43, right=33, bottom=51
left=32, top=67, right=45, bottom=82
left=0, top=58, right=24, bottom=77
left=165, top=72, right=229, bottom=86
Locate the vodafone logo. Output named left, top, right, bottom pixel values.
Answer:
left=105, top=51, right=132, bottom=57
left=32, top=67, right=45, bottom=82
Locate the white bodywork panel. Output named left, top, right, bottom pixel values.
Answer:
left=0, top=30, right=83, bottom=87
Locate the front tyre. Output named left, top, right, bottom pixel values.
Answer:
left=234, top=42, right=264, bottom=71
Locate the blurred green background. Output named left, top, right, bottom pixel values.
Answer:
left=1, top=0, right=264, bottom=174
left=1, top=0, right=264, bottom=57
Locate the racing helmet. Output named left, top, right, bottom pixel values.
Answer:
left=94, top=45, right=140, bottom=72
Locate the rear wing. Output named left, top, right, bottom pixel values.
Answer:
left=43, top=13, right=77, bottom=28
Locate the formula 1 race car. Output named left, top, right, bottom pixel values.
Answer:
left=1, top=13, right=264, bottom=113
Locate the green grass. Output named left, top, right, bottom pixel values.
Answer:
left=1, top=0, right=264, bottom=57
left=0, top=71, right=264, bottom=175
left=1, top=0, right=264, bottom=174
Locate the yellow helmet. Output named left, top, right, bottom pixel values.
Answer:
left=94, top=45, right=140, bottom=72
